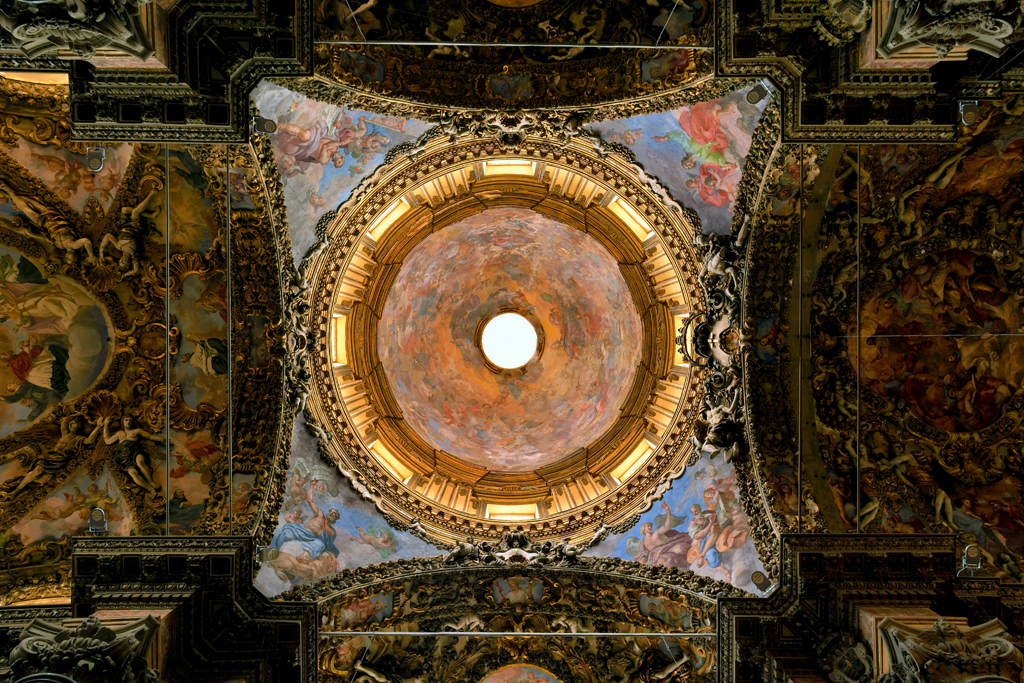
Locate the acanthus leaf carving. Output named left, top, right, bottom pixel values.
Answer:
left=0, top=0, right=155, bottom=60
left=879, top=617, right=1024, bottom=683
left=8, top=615, right=161, bottom=683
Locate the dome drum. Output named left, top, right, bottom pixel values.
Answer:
left=306, top=134, right=706, bottom=546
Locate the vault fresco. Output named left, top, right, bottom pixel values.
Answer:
left=5, top=141, right=134, bottom=215
left=587, top=84, right=770, bottom=234
left=811, top=103, right=1024, bottom=573
left=587, top=450, right=765, bottom=593
left=309, top=0, right=712, bottom=111
left=0, top=80, right=293, bottom=603
left=251, top=80, right=431, bottom=264
left=851, top=249, right=1024, bottom=433
left=0, top=245, right=110, bottom=436
left=377, top=207, right=643, bottom=472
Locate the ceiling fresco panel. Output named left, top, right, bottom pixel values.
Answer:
left=5, top=142, right=134, bottom=216
left=810, top=103, right=1024, bottom=576
left=254, top=415, right=440, bottom=598
left=164, top=145, right=229, bottom=536
left=0, top=83, right=296, bottom=603
left=309, top=0, right=713, bottom=111
left=586, top=450, right=766, bottom=593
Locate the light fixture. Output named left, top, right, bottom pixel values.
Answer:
left=252, top=116, right=278, bottom=135
left=85, top=147, right=105, bottom=173
left=255, top=545, right=280, bottom=565
left=87, top=508, right=107, bottom=535
left=959, top=100, right=979, bottom=126
left=751, top=570, right=778, bottom=595
left=958, top=544, right=982, bottom=577
left=746, top=80, right=771, bottom=104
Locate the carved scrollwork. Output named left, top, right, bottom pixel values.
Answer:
left=877, top=0, right=1023, bottom=58
left=879, top=618, right=1024, bottom=683
left=0, top=0, right=155, bottom=60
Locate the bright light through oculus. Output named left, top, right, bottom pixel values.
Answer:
left=481, top=313, right=537, bottom=369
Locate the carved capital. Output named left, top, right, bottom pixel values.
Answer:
left=877, top=0, right=1021, bottom=58
left=8, top=615, right=160, bottom=683
left=879, top=617, right=1024, bottom=683
left=0, top=0, right=155, bottom=60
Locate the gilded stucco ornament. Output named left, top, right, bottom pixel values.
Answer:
left=310, top=0, right=711, bottom=113
left=818, top=632, right=874, bottom=683
left=0, top=0, right=154, bottom=60
left=442, top=530, right=586, bottom=567
left=284, top=529, right=731, bottom=681
left=0, top=95, right=293, bottom=600
left=679, top=231, right=747, bottom=473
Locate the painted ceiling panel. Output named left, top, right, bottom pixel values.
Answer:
left=255, top=416, right=439, bottom=597
left=808, top=107, right=1024, bottom=549
left=586, top=450, right=766, bottom=594
left=0, top=114, right=291, bottom=602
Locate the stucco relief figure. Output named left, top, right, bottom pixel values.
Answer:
left=0, top=413, right=101, bottom=506
left=689, top=391, right=742, bottom=462
left=894, top=147, right=969, bottom=238
left=0, top=181, right=96, bottom=265
left=98, top=187, right=160, bottom=280
left=102, top=415, right=163, bottom=495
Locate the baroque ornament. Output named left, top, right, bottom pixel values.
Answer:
left=877, top=0, right=1024, bottom=58
left=0, top=93, right=293, bottom=603
left=810, top=109, right=1024, bottom=574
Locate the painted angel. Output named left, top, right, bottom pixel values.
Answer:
left=28, top=152, right=86, bottom=200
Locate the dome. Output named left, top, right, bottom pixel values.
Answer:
left=378, top=207, right=643, bottom=472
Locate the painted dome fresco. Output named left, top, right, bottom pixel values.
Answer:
left=378, top=207, right=643, bottom=472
